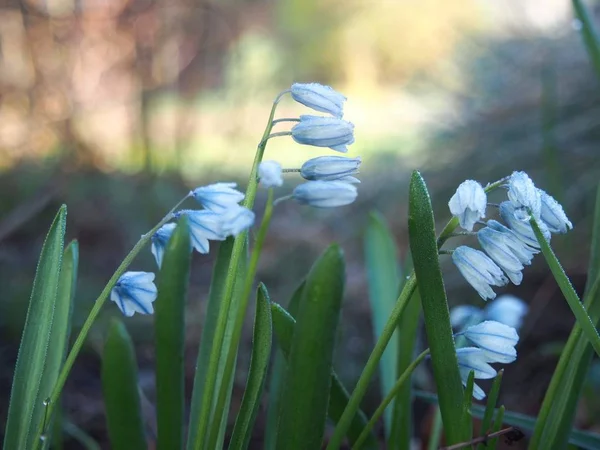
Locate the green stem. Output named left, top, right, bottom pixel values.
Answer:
left=35, top=195, right=190, bottom=444
left=352, top=350, right=429, bottom=450
left=205, top=189, right=274, bottom=449
left=327, top=176, right=507, bottom=450
left=192, top=96, right=282, bottom=449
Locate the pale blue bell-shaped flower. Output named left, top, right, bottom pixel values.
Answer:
left=448, top=180, right=487, bottom=231
left=259, top=161, right=283, bottom=188
left=300, top=155, right=361, bottom=182
left=293, top=180, right=358, bottom=208
left=456, top=347, right=498, bottom=400
left=151, top=223, right=177, bottom=268
left=450, top=305, right=484, bottom=330
left=220, top=205, right=255, bottom=236
left=539, top=189, right=573, bottom=234
left=499, top=201, right=551, bottom=248
left=175, top=209, right=225, bottom=254
left=507, top=171, right=541, bottom=220
left=291, top=115, right=355, bottom=153
left=290, top=82, right=346, bottom=118
left=459, top=320, right=519, bottom=364
left=486, top=220, right=537, bottom=265
left=191, top=182, right=245, bottom=213
left=485, top=294, right=528, bottom=330
left=110, top=271, right=157, bottom=317
left=452, top=246, right=508, bottom=300
left=477, top=227, right=525, bottom=285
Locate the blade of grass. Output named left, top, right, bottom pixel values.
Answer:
left=229, top=284, right=273, bottom=450
left=487, top=406, right=505, bottom=450
left=276, top=244, right=345, bottom=450
left=476, top=370, right=503, bottom=450
left=364, top=212, right=401, bottom=437
left=573, top=0, right=600, bottom=79
left=264, top=283, right=304, bottom=450
left=101, top=320, right=146, bottom=450
left=154, top=219, right=191, bottom=450
left=408, top=171, right=466, bottom=444
left=62, top=419, right=101, bottom=450
left=4, top=205, right=67, bottom=450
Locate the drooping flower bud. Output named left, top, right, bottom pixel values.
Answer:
left=291, top=82, right=346, bottom=118
left=448, top=180, right=487, bottom=231
left=111, top=271, right=158, bottom=317
left=292, top=180, right=358, bottom=208
left=291, top=115, right=355, bottom=153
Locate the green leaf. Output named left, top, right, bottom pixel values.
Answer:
left=477, top=370, right=503, bottom=450
left=264, top=282, right=304, bottom=450
left=62, top=418, right=101, bottom=450
left=530, top=185, right=600, bottom=449
left=270, top=301, right=378, bottom=449
left=487, top=406, right=505, bottom=450
left=4, top=205, right=67, bottom=450
left=229, top=284, right=273, bottom=450
left=187, top=237, right=248, bottom=450
left=154, top=218, right=191, bottom=450
left=573, top=0, right=600, bottom=80
left=364, top=212, right=401, bottom=437
left=101, top=319, right=146, bottom=450
left=276, top=244, right=345, bottom=450
left=408, top=171, right=466, bottom=444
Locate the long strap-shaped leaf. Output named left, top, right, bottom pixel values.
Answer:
left=270, top=302, right=378, bottom=449
left=155, top=219, right=191, bottom=450
left=408, top=171, right=467, bottom=444
left=276, top=244, right=345, bottom=450
left=102, top=320, right=147, bottom=450
left=229, top=283, right=273, bottom=450
left=4, top=205, right=67, bottom=450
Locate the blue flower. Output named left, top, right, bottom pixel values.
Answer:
left=220, top=206, right=255, bottom=236
left=486, top=220, right=537, bottom=265
left=477, top=227, right=525, bottom=285
left=110, top=271, right=157, bottom=317
left=293, top=180, right=358, bottom=208
left=176, top=209, right=225, bottom=254
left=450, top=305, right=484, bottom=329
left=448, top=180, right=487, bottom=231
left=458, top=320, right=519, bottom=364
left=191, top=182, right=245, bottom=213
left=452, top=246, right=508, bottom=300
left=499, top=201, right=551, bottom=248
left=290, top=83, right=346, bottom=118
left=507, top=171, right=541, bottom=220
left=300, top=155, right=361, bottom=182
left=291, top=115, right=355, bottom=153
left=485, top=295, right=528, bottom=330
left=259, top=161, right=283, bottom=188
left=151, top=223, right=177, bottom=268
left=539, top=189, right=573, bottom=234
left=456, top=347, right=497, bottom=400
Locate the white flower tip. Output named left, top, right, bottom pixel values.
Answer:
left=448, top=180, right=487, bottom=231
left=259, top=160, right=284, bottom=188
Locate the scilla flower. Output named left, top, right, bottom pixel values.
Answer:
left=452, top=246, right=508, bottom=300
left=293, top=180, right=357, bottom=208
left=449, top=305, right=484, bottom=330
left=191, top=182, right=245, bottom=213
left=151, top=223, right=177, bottom=268
left=456, top=347, right=497, bottom=400
left=448, top=180, right=487, bottom=231
left=300, top=155, right=361, bottom=183
left=486, top=220, right=537, bottom=266
left=111, top=271, right=157, bottom=317
left=220, top=206, right=255, bottom=236
left=499, top=201, right=551, bottom=248
left=291, top=115, right=355, bottom=153
left=507, top=171, right=541, bottom=220
left=290, top=83, right=346, bottom=118
left=175, top=210, right=225, bottom=254
left=477, top=227, right=525, bottom=285
left=539, top=189, right=573, bottom=233
left=485, top=295, right=528, bottom=330
left=259, top=161, right=283, bottom=188
left=457, top=321, right=519, bottom=364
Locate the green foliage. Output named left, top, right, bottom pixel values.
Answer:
left=154, top=218, right=191, bottom=450
left=408, top=171, right=466, bottom=444
left=276, top=244, right=346, bottom=449
left=229, top=284, right=272, bottom=450
left=477, top=370, right=503, bottom=450
left=101, top=320, right=146, bottom=450
left=573, top=0, right=600, bottom=80
left=4, top=205, right=67, bottom=450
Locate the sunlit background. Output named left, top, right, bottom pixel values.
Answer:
left=1, top=0, right=599, bottom=447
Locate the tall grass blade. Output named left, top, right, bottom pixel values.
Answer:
left=573, top=0, right=600, bottom=80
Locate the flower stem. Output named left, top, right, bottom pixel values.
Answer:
left=205, top=189, right=274, bottom=449
left=35, top=194, right=190, bottom=444
left=191, top=96, right=281, bottom=449
left=352, top=349, right=430, bottom=450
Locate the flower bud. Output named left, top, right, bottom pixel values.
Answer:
left=291, top=115, right=355, bottom=153
left=291, top=83, right=346, bottom=118
left=452, top=246, right=508, bottom=300
left=448, top=180, right=487, bottom=231
left=259, top=161, right=283, bottom=188
left=293, top=180, right=358, bottom=208
left=300, top=155, right=361, bottom=182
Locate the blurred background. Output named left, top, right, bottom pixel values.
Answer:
left=0, top=0, right=599, bottom=448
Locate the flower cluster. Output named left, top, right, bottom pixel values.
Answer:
left=449, top=171, right=572, bottom=300
left=258, top=83, right=360, bottom=208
